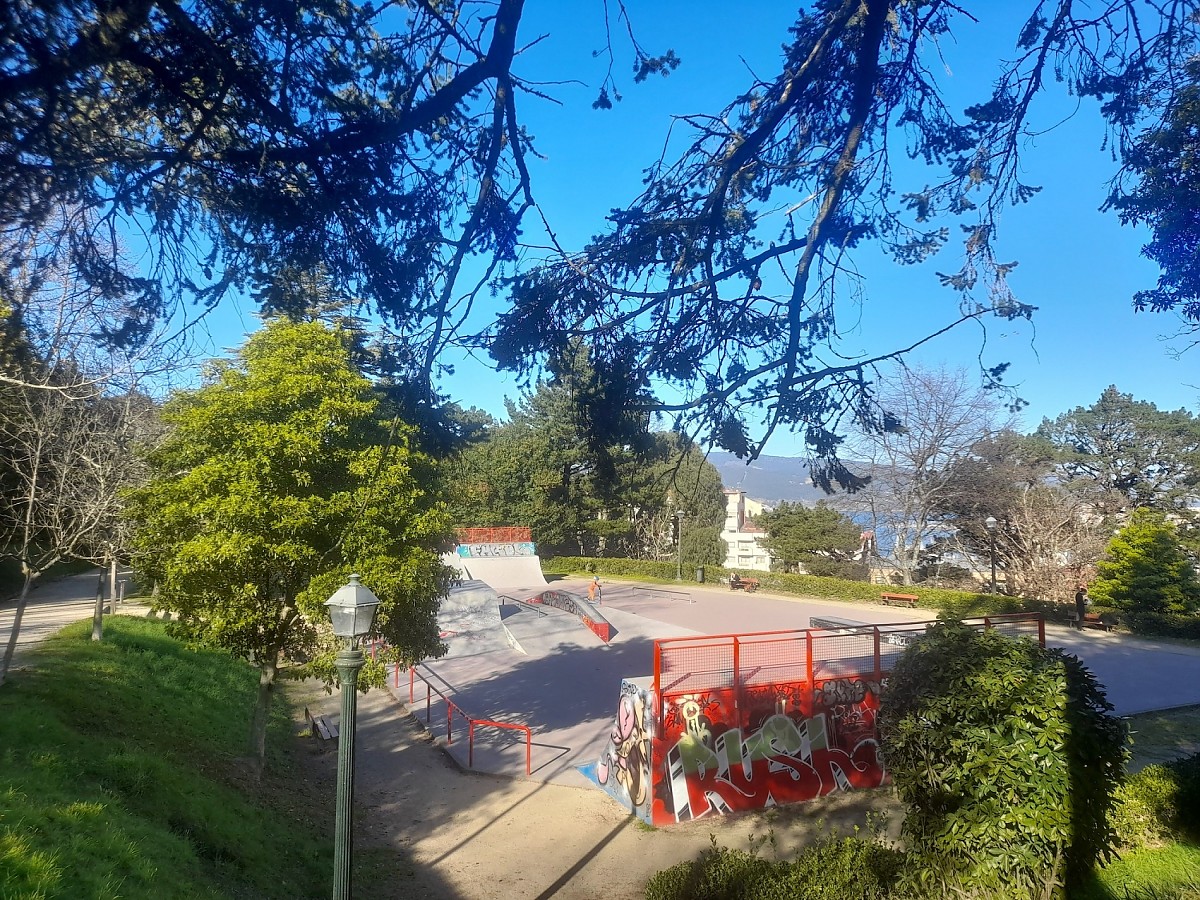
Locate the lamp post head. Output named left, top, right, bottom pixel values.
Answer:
left=325, top=573, right=380, bottom=642
left=985, top=516, right=998, bottom=533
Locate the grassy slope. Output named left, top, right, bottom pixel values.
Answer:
left=0, top=616, right=333, bottom=899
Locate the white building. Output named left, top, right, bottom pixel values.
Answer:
left=721, top=489, right=773, bottom=572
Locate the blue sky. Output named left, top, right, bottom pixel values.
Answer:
left=189, top=3, right=1197, bottom=450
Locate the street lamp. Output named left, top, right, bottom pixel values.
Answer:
left=675, top=511, right=687, bottom=582
left=984, top=516, right=998, bottom=594
left=325, top=574, right=381, bottom=900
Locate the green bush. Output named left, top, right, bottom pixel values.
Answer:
left=643, top=840, right=775, bottom=900
left=878, top=620, right=1128, bottom=899
left=762, top=836, right=903, bottom=900
left=643, top=835, right=903, bottom=900
left=1113, top=766, right=1181, bottom=849
left=1124, top=610, right=1200, bottom=641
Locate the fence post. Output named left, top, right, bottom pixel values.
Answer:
left=873, top=627, right=882, bottom=682
left=805, top=630, right=815, bottom=718
left=732, top=637, right=741, bottom=713
left=1037, top=614, right=1045, bottom=647
left=447, top=702, right=454, bottom=743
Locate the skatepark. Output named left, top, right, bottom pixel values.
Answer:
left=390, top=536, right=1200, bottom=817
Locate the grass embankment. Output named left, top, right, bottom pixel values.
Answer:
left=0, top=616, right=333, bottom=899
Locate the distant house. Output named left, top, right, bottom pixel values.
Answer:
left=721, top=489, right=772, bottom=572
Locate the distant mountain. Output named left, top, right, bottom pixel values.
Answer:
left=707, top=451, right=843, bottom=507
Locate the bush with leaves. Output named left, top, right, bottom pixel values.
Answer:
left=1090, top=508, right=1200, bottom=615
left=878, top=620, right=1128, bottom=899
left=644, top=834, right=902, bottom=900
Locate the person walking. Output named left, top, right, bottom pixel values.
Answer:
left=587, top=575, right=602, bottom=605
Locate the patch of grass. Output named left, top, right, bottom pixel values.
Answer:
left=1076, top=844, right=1200, bottom=899
left=1126, top=706, right=1200, bottom=772
left=0, top=616, right=333, bottom=899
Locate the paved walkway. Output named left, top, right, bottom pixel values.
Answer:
left=1, top=570, right=145, bottom=672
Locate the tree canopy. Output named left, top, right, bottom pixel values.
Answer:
left=3, top=2, right=1198, bottom=471
left=756, top=501, right=863, bottom=578
left=1036, top=386, right=1200, bottom=516
left=126, top=319, right=454, bottom=767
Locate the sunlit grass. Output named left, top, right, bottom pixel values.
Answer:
left=0, top=616, right=332, bottom=899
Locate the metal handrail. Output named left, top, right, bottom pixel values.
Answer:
left=406, top=665, right=532, bottom=776
left=499, top=594, right=548, bottom=616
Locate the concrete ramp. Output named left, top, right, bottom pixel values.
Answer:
left=445, top=542, right=547, bottom=596
left=437, top=580, right=508, bottom=657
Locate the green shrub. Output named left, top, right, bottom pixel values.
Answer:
left=878, top=620, right=1128, bottom=899
left=1114, top=766, right=1181, bottom=849
left=643, top=840, right=775, bottom=900
left=761, top=836, right=903, bottom=900
left=643, top=835, right=903, bottom=900
left=1124, top=610, right=1200, bottom=641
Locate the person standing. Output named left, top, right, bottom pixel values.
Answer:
left=1074, top=585, right=1089, bottom=628
left=587, top=575, right=602, bottom=605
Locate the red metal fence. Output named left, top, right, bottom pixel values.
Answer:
left=653, top=613, right=1045, bottom=700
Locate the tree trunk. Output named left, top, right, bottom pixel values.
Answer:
left=0, top=569, right=37, bottom=686
left=91, top=573, right=104, bottom=641
left=249, top=653, right=280, bottom=778
left=108, top=555, right=118, bottom=607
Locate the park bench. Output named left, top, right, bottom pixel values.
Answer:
left=304, top=706, right=339, bottom=743
left=1068, top=611, right=1117, bottom=633
left=880, top=592, right=919, bottom=608
left=729, top=576, right=760, bottom=593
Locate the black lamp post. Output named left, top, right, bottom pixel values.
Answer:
left=985, top=516, right=998, bottom=594
left=675, top=511, right=687, bottom=581
left=326, top=574, right=380, bottom=900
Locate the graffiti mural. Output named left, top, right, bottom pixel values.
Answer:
left=597, top=679, right=654, bottom=821
left=814, top=678, right=882, bottom=752
left=645, top=677, right=887, bottom=825
left=655, top=712, right=885, bottom=824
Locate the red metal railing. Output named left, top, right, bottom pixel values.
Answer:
left=406, top=665, right=532, bottom=776
left=653, top=612, right=1045, bottom=700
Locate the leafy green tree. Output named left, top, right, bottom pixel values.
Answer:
left=126, top=320, right=454, bottom=770
left=880, top=621, right=1127, bottom=899
left=756, top=501, right=863, bottom=578
left=1090, top=508, right=1200, bottom=615
left=1036, top=387, right=1200, bottom=517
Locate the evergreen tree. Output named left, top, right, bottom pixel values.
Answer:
left=1090, top=508, right=1200, bottom=615
left=126, top=320, right=454, bottom=771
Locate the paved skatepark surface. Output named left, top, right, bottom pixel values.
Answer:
left=400, top=576, right=1200, bottom=787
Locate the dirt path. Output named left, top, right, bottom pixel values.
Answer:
left=291, top=681, right=901, bottom=900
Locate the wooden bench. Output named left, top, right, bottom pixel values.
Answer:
left=1068, top=611, right=1116, bottom=632
left=304, top=706, right=339, bottom=743
left=729, top=576, right=760, bottom=593
left=880, top=592, right=919, bottom=608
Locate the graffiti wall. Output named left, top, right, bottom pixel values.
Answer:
left=455, top=526, right=532, bottom=544
left=596, top=678, right=654, bottom=822
left=647, top=678, right=886, bottom=825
